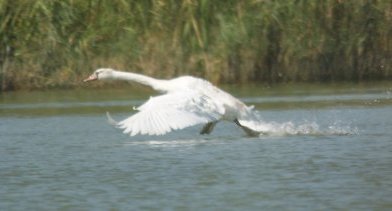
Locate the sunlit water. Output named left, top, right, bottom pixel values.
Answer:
left=1, top=84, right=391, bottom=210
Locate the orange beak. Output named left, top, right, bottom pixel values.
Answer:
left=83, top=74, right=98, bottom=82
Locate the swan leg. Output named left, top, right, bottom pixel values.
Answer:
left=234, top=119, right=260, bottom=137
left=200, top=121, right=218, bottom=135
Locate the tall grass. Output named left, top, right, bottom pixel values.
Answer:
left=0, top=0, right=391, bottom=91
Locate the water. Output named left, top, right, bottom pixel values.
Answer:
left=1, top=84, right=392, bottom=210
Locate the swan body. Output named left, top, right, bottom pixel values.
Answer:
left=84, top=68, right=259, bottom=136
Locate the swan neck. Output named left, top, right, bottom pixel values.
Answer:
left=112, top=71, right=165, bottom=91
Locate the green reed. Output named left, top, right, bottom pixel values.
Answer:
left=0, top=0, right=391, bottom=91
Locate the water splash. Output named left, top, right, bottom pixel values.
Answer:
left=259, top=121, right=358, bottom=136
left=241, top=112, right=359, bottom=137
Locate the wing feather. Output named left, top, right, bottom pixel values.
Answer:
left=117, top=91, right=224, bottom=136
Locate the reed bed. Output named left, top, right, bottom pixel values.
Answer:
left=0, top=0, right=391, bottom=91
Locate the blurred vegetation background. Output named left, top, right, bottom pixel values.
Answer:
left=0, top=0, right=391, bottom=91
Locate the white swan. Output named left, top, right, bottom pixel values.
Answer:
left=84, top=68, right=260, bottom=136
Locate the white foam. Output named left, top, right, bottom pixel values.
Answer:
left=242, top=112, right=359, bottom=137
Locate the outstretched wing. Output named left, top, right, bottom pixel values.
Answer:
left=117, top=91, right=225, bottom=136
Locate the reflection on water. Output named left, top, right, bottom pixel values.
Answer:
left=125, top=139, right=212, bottom=147
left=0, top=83, right=391, bottom=210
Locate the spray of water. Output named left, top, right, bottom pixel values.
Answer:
left=241, top=111, right=359, bottom=137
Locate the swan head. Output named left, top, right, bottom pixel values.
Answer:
left=84, top=68, right=115, bottom=82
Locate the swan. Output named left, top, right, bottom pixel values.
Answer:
left=84, top=68, right=260, bottom=136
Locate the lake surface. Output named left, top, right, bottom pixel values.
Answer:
left=1, top=83, right=391, bottom=210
